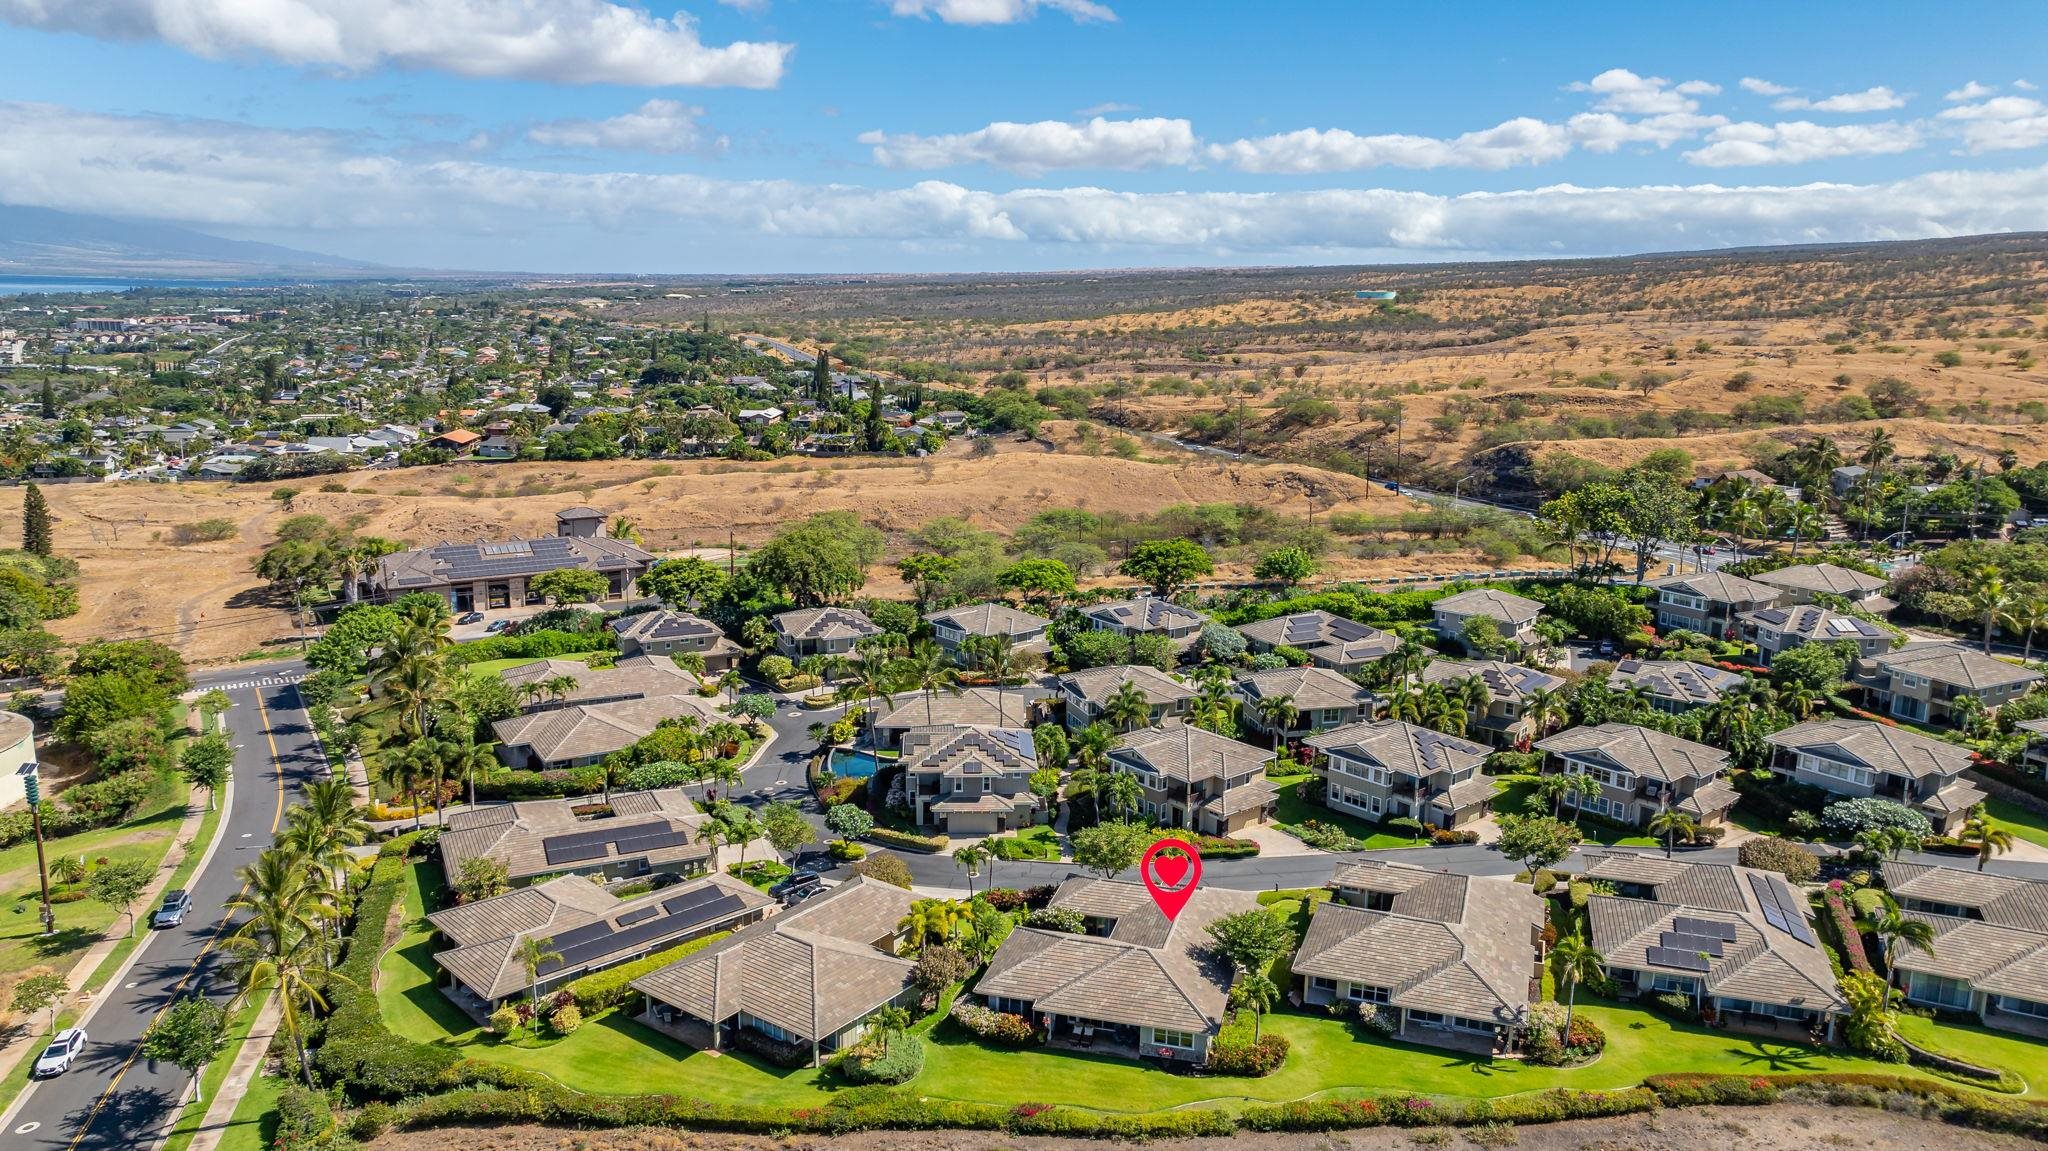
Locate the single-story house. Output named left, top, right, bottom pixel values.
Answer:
left=491, top=692, right=726, bottom=771
left=438, top=789, right=713, bottom=889
left=368, top=508, right=654, bottom=612
left=1882, top=861, right=2048, bottom=1035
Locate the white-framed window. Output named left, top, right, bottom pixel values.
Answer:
left=1310, top=976, right=1338, bottom=993
left=1795, top=752, right=1873, bottom=787
left=1344, top=982, right=1391, bottom=1004
left=1332, top=754, right=1390, bottom=786
left=1898, top=673, right=1927, bottom=690
left=1564, top=759, right=1634, bottom=791
left=1149, top=1027, right=1198, bottom=1050
left=1905, top=972, right=1974, bottom=1010
left=1996, top=995, right=2048, bottom=1019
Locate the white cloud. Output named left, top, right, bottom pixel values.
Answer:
left=716, top=0, right=769, bottom=11
left=1076, top=101, right=1137, bottom=117
left=1209, top=117, right=1573, bottom=173
left=1683, top=120, right=1922, bottom=166
left=1567, top=111, right=1727, bottom=152
left=1570, top=69, right=1714, bottom=115
left=886, top=0, right=1114, bottom=24
left=7, top=101, right=2047, bottom=267
left=1740, top=77, right=1793, bottom=96
left=528, top=100, right=724, bottom=154
left=1946, top=81, right=1997, bottom=101
left=2017, top=79, right=2039, bottom=92
left=860, top=117, right=1195, bottom=175
left=1772, top=86, right=1908, bottom=113
left=0, top=0, right=790, bottom=87
left=1939, top=96, right=2048, bottom=153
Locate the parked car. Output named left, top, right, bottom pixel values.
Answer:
left=484, top=619, right=511, bottom=634
left=152, top=889, right=192, bottom=929
left=1597, top=639, right=1615, bottom=656
left=34, top=1029, right=86, bottom=1077
left=457, top=610, right=485, bottom=625
left=770, top=873, right=823, bottom=905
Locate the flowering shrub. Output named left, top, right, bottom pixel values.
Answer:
left=1822, top=887, right=1874, bottom=973
left=949, top=998, right=1038, bottom=1045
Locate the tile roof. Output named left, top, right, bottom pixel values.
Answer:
left=901, top=725, right=1038, bottom=779
left=1421, top=659, right=1563, bottom=702
left=632, top=877, right=918, bottom=1042
left=1234, top=611, right=1401, bottom=663
left=1234, top=665, right=1377, bottom=713
left=491, top=693, right=726, bottom=766
left=1536, top=723, right=1730, bottom=783
left=1058, top=664, right=1194, bottom=708
left=875, top=686, right=1045, bottom=732
left=1892, top=913, right=2048, bottom=1007
left=1306, top=719, right=1489, bottom=779
left=975, top=879, right=1255, bottom=1035
left=1647, top=571, right=1783, bottom=605
left=1297, top=863, right=1542, bottom=1025
left=1766, top=719, right=1975, bottom=781
left=1881, top=862, right=2048, bottom=934
left=1112, top=722, right=1272, bottom=783
left=1754, top=563, right=1888, bottom=596
left=438, top=789, right=710, bottom=884
left=1607, top=659, right=1747, bottom=707
left=1433, top=588, right=1543, bottom=624
left=502, top=653, right=710, bottom=707
left=1738, top=604, right=1889, bottom=643
left=426, top=875, right=619, bottom=948
left=375, top=532, right=652, bottom=589
left=926, top=601, right=1051, bottom=638
left=613, top=609, right=732, bottom=646
left=1584, top=855, right=1844, bottom=1014
left=431, top=872, right=771, bottom=1001
left=1083, top=597, right=1207, bottom=633
left=772, top=606, right=882, bottom=643
left=1874, top=643, right=2046, bottom=692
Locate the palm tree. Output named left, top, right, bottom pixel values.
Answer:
left=1776, top=681, right=1823, bottom=720
left=2006, top=597, right=2048, bottom=664
left=1867, top=909, right=1936, bottom=993
left=718, top=669, right=745, bottom=704
left=836, top=660, right=898, bottom=746
left=897, top=898, right=964, bottom=950
left=545, top=673, right=581, bottom=709
left=1454, top=675, right=1491, bottom=726
left=901, top=640, right=963, bottom=726
left=1524, top=687, right=1569, bottom=738
left=1231, top=969, right=1280, bottom=1040
left=1551, top=933, right=1606, bottom=1048
left=1074, top=722, right=1116, bottom=774
left=1101, top=768, right=1143, bottom=826
left=1646, top=807, right=1699, bottom=859
left=1254, top=693, right=1299, bottom=739
left=1558, top=772, right=1601, bottom=824
left=1968, top=569, right=2013, bottom=654
left=378, top=745, right=433, bottom=831
left=1101, top=680, right=1153, bottom=732
left=1786, top=504, right=1823, bottom=557
left=449, top=737, right=497, bottom=809
left=608, top=516, right=642, bottom=544
left=223, top=848, right=337, bottom=1087
left=978, top=636, right=1024, bottom=726
left=515, top=935, right=563, bottom=1004
left=281, top=779, right=369, bottom=890
left=718, top=807, right=764, bottom=870
left=1860, top=427, right=1896, bottom=472
left=1957, top=808, right=2016, bottom=871
left=951, top=843, right=990, bottom=895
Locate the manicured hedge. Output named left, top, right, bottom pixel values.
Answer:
left=562, top=931, right=732, bottom=1014
left=1240, top=1088, right=1657, bottom=1132
left=446, top=629, right=617, bottom=668
left=866, top=827, right=948, bottom=853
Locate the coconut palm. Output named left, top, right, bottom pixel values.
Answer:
left=1646, top=807, right=1699, bottom=859
left=904, top=640, right=963, bottom=726
left=1074, top=722, right=1116, bottom=774
left=1100, top=679, right=1153, bottom=732
left=2004, top=596, right=2048, bottom=664
left=717, top=807, right=764, bottom=870
left=836, top=660, right=898, bottom=745
left=1254, top=693, right=1300, bottom=738
left=516, top=935, right=563, bottom=1004
left=223, top=848, right=337, bottom=1086
left=1230, top=969, right=1280, bottom=1040
left=897, top=898, right=964, bottom=950
left=1524, top=687, right=1569, bottom=738
left=545, top=673, right=581, bottom=709
left=1860, top=427, right=1896, bottom=472
left=951, top=843, right=991, bottom=895
left=1100, top=768, right=1143, bottom=826
left=1867, top=909, right=1936, bottom=993
left=1454, top=675, right=1491, bottom=725
left=1551, top=933, right=1606, bottom=1048
left=1968, top=569, right=2014, bottom=654
left=1776, top=681, right=1824, bottom=720
left=281, top=779, right=369, bottom=889
left=1957, top=808, right=2016, bottom=872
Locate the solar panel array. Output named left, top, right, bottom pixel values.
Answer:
left=1645, top=946, right=1710, bottom=972
left=1674, top=916, right=1737, bottom=941
left=1660, top=930, right=1725, bottom=957
left=1747, top=871, right=1816, bottom=945
left=536, top=890, right=750, bottom=976
left=617, top=906, right=659, bottom=927
left=540, top=820, right=691, bottom=867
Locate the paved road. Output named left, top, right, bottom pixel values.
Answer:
left=8, top=674, right=322, bottom=1151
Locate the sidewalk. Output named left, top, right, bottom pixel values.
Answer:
left=181, top=994, right=280, bottom=1151
left=0, top=783, right=219, bottom=1130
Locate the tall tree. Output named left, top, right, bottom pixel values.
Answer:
left=1551, top=933, right=1605, bottom=1048
left=811, top=346, right=832, bottom=401
left=21, top=482, right=51, bottom=557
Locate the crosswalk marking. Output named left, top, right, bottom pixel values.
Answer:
left=202, top=674, right=304, bottom=692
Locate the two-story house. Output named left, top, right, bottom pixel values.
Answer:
left=1646, top=571, right=1782, bottom=638
left=1305, top=719, right=1493, bottom=830
left=1534, top=723, right=1738, bottom=829
left=1419, top=659, right=1565, bottom=747
left=1057, top=665, right=1195, bottom=731
left=900, top=725, right=1042, bottom=836
left=1606, top=659, right=1747, bottom=714
left=925, top=602, right=1051, bottom=664
left=1083, top=597, right=1208, bottom=649
left=770, top=606, right=883, bottom=659
left=1764, top=719, right=1987, bottom=835
left=1108, top=723, right=1277, bottom=835
left=1753, top=563, right=1893, bottom=615
left=1865, top=642, right=2044, bottom=727
left=1232, top=665, right=1378, bottom=740
left=1233, top=610, right=1402, bottom=675
left=612, top=609, right=743, bottom=671
left=1738, top=604, right=1892, bottom=668
left=1431, top=588, right=1543, bottom=651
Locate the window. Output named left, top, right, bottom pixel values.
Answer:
left=1796, top=753, right=1873, bottom=787
left=1150, top=1027, right=1197, bottom=1049
left=1332, top=754, right=1389, bottom=786
left=1996, top=996, right=2048, bottom=1019
left=991, top=996, right=1032, bottom=1016
left=1310, top=977, right=1338, bottom=993
left=1906, top=972, right=1974, bottom=1011
left=1565, top=760, right=1633, bottom=791
left=1345, top=982, right=1391, bottom=1004
left=1407, top=1010, right=1445, bottom=1025
left=1899, top=673, right=1927, bottom=690
left=1650, top=974, right=1695, bottom=995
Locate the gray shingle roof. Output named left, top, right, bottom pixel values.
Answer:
left=1305, top=719, right=1489, bottom=779
left=1892, top=913, right=2048, bottom=1006
left=1765, top=719, right=1975, bottom=781
left=1433, top=588, right=1543, bottom=625
left=1882, top=862, right=2048, bottom=934
left=491, top=692, right=726, bottom=766
left=1234, top=611, right=1400, bottom=663
left=1874, top=643, right=2046, bottom=692
left=926, top=601, right=1050, bottom=638
left=1536, top=722, right=1730, bottom=783
left=1647, top=571, right=1783, bottom=606
left=1421, top=659, right=1563, bottom=702
left=1234, top=665, right=1377, bottom=713
left=1607, top=659, right=1747, bottom=707
left=1084, top=597, right=1207, bottom=633
left=773, top=606, right=882, bottom=643
left=1753, top=563, right=1888, bottom=596
left=439, top=789, right=710, bottom=884
left=1112, top=722, right=1271, bottom=783
left=1058, top=664, right=1193, bottom=708
left=875, top=687, right=1044, bottom=732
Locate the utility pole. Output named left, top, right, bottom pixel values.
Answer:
left=18, top=762, right=54, bottom=935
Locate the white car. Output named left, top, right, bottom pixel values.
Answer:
left=34, top=1028, right=86, bottom=1077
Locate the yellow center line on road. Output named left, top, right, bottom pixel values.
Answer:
left=60, top=687, right=291, bottom=1151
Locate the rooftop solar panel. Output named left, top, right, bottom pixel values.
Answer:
left=543, top=841, right=609, bottom=866
left=612, top=828, right=691, bottom=856
left=662, top=883, right=729, bottom=917
left=617, top=906, right=659, bottom=927
left=1674, top=916, right=1737, bottom=941
left=1660, top=931, right=1725, bottom=957
left=1645, top=946, right=1710, bottom=972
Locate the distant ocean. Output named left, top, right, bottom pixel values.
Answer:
left=0, top=278, right=141, bottom=296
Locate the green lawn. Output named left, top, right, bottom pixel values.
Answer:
left=158, top=990, right=271, bottom=1151
left=1490, top=775, right=1657, bottom=848
left=461, top=654, right=595, bottom=680
left=1895, top=1014, right=2046, bottom=1098
left=989, top=824, right=1061, bottom=862
left=1983, top=797, right=2048, bottom=851
left=1268, top=772, right=1426, bottom=850
left=214, top=1056, right=288, bottom=1151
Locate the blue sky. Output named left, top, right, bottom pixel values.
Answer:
left=2, top=0, right=2047, bottom=272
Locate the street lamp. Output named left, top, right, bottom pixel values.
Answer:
left=17, top=761, right=54, bottom=936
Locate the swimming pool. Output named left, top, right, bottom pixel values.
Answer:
left=827, top=748, right=882, bottom=778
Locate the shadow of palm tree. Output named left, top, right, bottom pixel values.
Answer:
left=1726, top=1040, right=1825, bottom=1072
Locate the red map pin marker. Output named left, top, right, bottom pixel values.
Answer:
left=1140, top=838, right=1202, bottom=922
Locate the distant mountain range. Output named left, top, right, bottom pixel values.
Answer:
left=0, top=205, right=378, bottom=278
